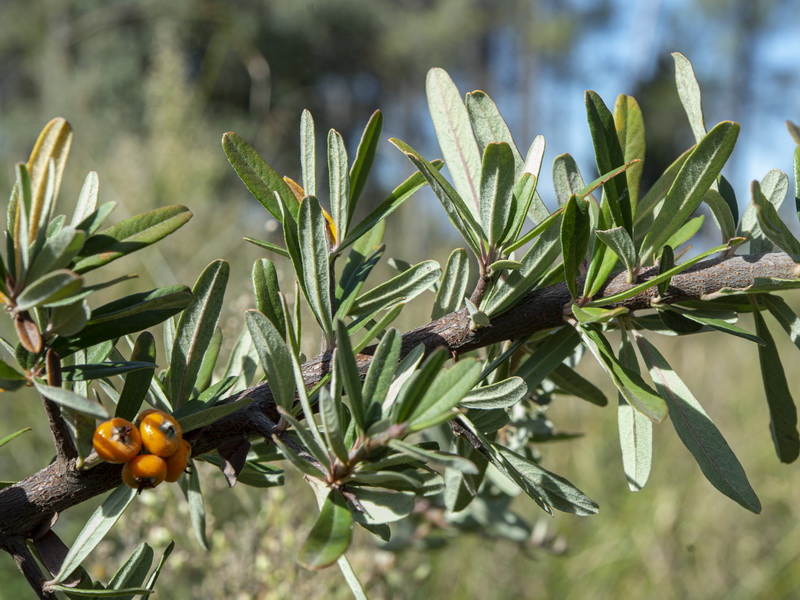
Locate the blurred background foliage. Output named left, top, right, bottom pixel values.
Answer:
left=1, top=0, right=799, bottom=598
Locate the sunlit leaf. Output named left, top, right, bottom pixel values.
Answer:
left=245, top=310, right=295, bottom=414
left=298, top=491, right=353, bottom=570
left=480, top=142, right=516, bottom=248
left=673, top=52, right=707, bottom=143
left=617, top=331, right=652, bottom=491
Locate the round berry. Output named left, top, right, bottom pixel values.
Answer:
left=93, top=418, right=141, bottom=463
left=139, top=410, right=183, bottom=457
left=122, top=454, right=167, bottom=491
left=164, top=439, right=192, bottom=482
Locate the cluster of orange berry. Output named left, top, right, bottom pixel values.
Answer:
left=92, top=409, right=191, bottom=492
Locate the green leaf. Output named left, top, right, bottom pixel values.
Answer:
left=61, top=361, right=156, bottom=382
left=466, top=91, right=523, bottom=170
left=577, top=325, right=667, bottom=422
left=52, top=286, right=192, bottom=356
left=245, top=309, right=296, bottom=414
left=640, top=121, right=739, bottom=262
left=595, top=227, right=637, bottom=279
left=549, top=363, right=607, bottom=406
left=170, top=260, right=229, bottom=407
left=464, top=297, right=490, bottom=330
left=73, top=205, right=192, bottom=273
left=252, top=258, right=285, bottom=337
left=334, top=320, right=365, bottom=431
left=703, top=188, right=737, bottom=242
left=26, top=118, right=72, bottom=241
left=33, top=382, right=108, bottom=419
left=337, top=556, right=368, bottom=600
left=350, top=259, right=440, bottom=316
left=52, top=485, right=136, bottom=584
left=347, top=487, right=415, bottom=525
left=335, top=224, right=385, bottom=320
left=15, top=269, right=82, bottom=311
left=328, top=129, right=350, bottom=245
left=426, top=67, right=482, bottom=220
left=635, top=149, right=691, bottom=227
left=107, top=543, right=153, bottom=598
left=572, top=305, right=629, bottom=325
left=75, top=201, right=116, bottom=236
left=173, top=398, right=253, bottom=433
left=339, top=165, right=438, bottom=251
left=390, top=138, right=482, bottom=255
left=617, top=331, right=652, bottom=491
left=115, top=333, right=156, bottom=421
left=72, top=171, right=99, bottom=227
left=388, top=439, right=478, bottom=474
left=432, top=248, right=469, bottom=320
left=26, top=226, right=85, bottom=285
left=514, top=326, right=580, bottom=389
left=0, top=427, right=31, bottom=447
left=751, top=300, right=800, bottom=463
left=552, top=154, right=586, bottom=206
left=663, top=305, right=765, bottom=345
left=496, top=444, right=599, bottom=515
left=222, top=132, right=299, bottom=221
left=300, top=109, right=316, bottom=198
left=585, top=90, right=631, bottom=233
left=752, top=179, right=800, bottom=257
left=761, top=293, right=800, bottom=352
left=460, top=376, right=527, bottom=409
left=319, top=385, right=348, bottom=463
left=361, top=328, right=401, bottom=429
left=480, top=142, right=516, bottom=248
left=298, top=491, right=353, bottom=570
left=244, top=236, right=290, bottom=258
left=180, top=461, right=209, bottom=549
left=298, top=197, right=334, bottom=336
left=614, top=94, right=645, bottom=211
left=561, top=195, right=591, bottom=299
left=673, top=52, right=707, bottom=143
left=634, top=332, right=762, bottom=511
left=349, top=110, right=382, bottom=212
left=405, top=358, right=481, bottom=431
left=483, top=213, right=561, bottom=316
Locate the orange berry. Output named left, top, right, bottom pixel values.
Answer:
left=139, top=410, right=183, bottom=457
left=164, top=439, right=192, bottom=482
left=122, top=454, right=167, bottom=491
left=93, top=418, right=141, bottom=463
left=134, top=408, right=159, bottom=427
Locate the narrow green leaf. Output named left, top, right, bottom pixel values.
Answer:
left=339, top=164, right=438, bottom=251
left=26, top=226, right=85, bottom=285
left=635, top=149, right=691, bottom=226
left=61, top=361, right=156, bottom=382
left=33, top=381, right=108, bottom=419
left=703, top=188, right=737, bottom=242
left=390, top=138, right=482, bottom=255
left=761, top=293, right=800, bottom=351
left=483, top=213, right=562, bottom=316
left=617, top=331, right=652, bottom=491
left=328, top=129, right=350, bottom=245
left=614, top=94, right=645, bottom=212
left=405, top=358, right=481, bottom=431
left=75, top=201, right=116, bottom=236
left=52, top=485, right=136, bottom=584
left=665, top=305, right=765, bottom=345
left=0, top=427, right=31, bottom=447
left=298, top=491, right=353, bottom=570
left=349, top=110, right=382, bottom=211
left=72, top=171, right=99, bottom=227
left=335, top=226, right=385, bottom=321
left=107, top=543, right=153, bottom=597
left=464, top=297, right=491, bottom=330
left=26, top=118, right=72, bottom=241
left=751, top=300, right=800, bottom=463
left=222, top=132, right=299, bottom=221
left=549, top=363, right=607, bottom=406
left=388, top=439, right=478, bottom=474
left=361, top=328, right=401, bottom=428
left=350, top=259, right=440, bottom=316
left=506, top=172, right=539, bottom=245
left=300, top=109, right=316, bottom=198
left=15, top=269, right=82, bottom=311
left=243, top=236, right=290, bottom=259
left=170, top=260, right=229, bottom=407
left=572, top=305, right=629, bottom=325
left=73, top=206, right=192, bottom=273
left=480, top=142, right=516, bottom=248
left=586, top=90, right=631, bottom=233
left=752, top=179, right=800, bottom=257
left=577, top=325, right=667, bottom=422
left=319, top=386, right=348, bottom=463
left=252, top=259, right=285, bottom=337
left=180, top=461, right=209, bottom=549
left=460, top=376, right=527, bottom=409
left=426, top=67, right=482, bottom=219
left=552, top=154, right=586, bottom=206
left=335, top=320, right=365, bottom=431
left=298, top=197, right=334, bottom=336
left=635, top=332, right=762, bottom=511
left=245, top=309, right=296, bottom=413
left=515, top=326, right=580, bottom=389
left=561, top=195, right=590, bottom=299
left=466, top=91, right=523, bottom=170
left=673, top=52, right=707, bottom=143
left=640, top=121, right=739, bottom=262
left=432, top=248, right=469, bottom=320
left=337, top=555, right=368, bottom=600
left=595, top=227, right=637, bottom=277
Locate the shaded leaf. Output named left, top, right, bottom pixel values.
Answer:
left=298, top=491, right=353, bottom=570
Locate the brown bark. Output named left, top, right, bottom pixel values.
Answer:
left=1, top=252, right=797, bottom=544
